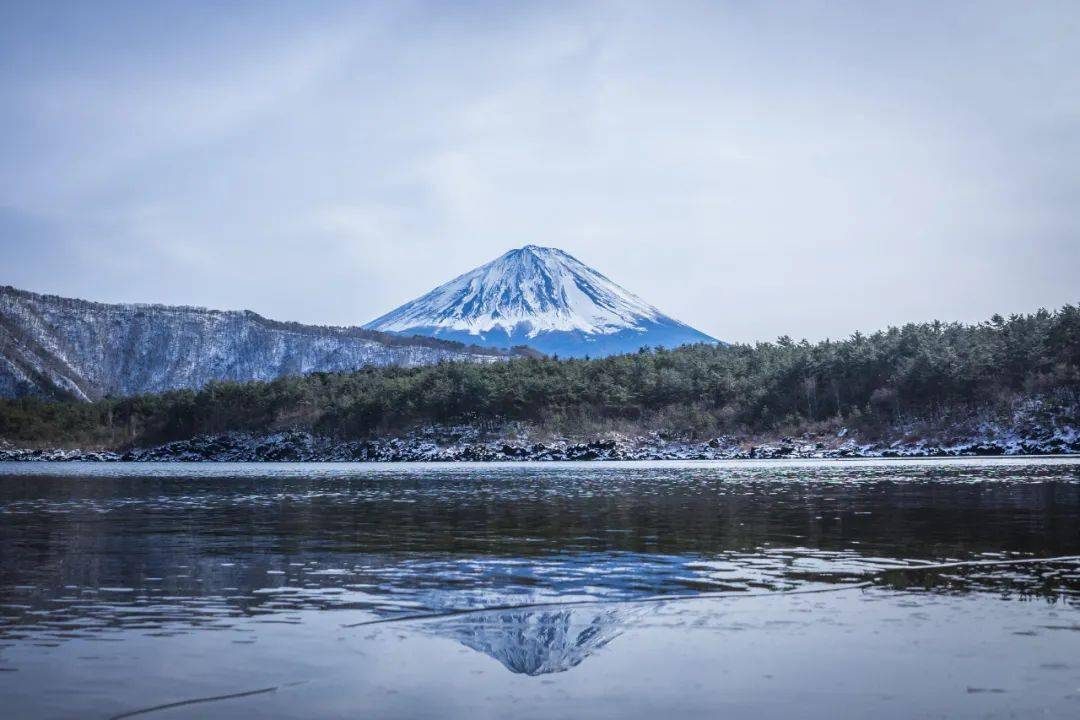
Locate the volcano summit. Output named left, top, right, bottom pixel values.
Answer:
left=365, top=246, right=717, bottom=357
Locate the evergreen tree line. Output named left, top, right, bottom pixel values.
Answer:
left=2, top=306, right=1077, bottom=448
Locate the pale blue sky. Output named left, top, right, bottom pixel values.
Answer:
left=2, top=1, right=1078, bottom=342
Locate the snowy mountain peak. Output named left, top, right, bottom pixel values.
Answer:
left=365, top=247, right=718, bottom=357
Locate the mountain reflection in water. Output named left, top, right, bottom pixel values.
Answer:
left=419, top=555, right=1080, bottom=677
left=428, top=606, right=633, bottom=675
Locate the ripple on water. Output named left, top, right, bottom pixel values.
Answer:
left=0, top=459, right=1078, bottom=646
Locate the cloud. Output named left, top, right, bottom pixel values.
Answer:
left=1, top=0, right=1077, bottom=341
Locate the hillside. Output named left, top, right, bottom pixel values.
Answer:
left=0, top=286, right=515, bottom=402
left=1, top=305, right=1076, bottom=453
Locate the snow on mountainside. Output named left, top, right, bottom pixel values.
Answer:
left=0, top=286, right=508, bottom=401
left=365, top=246, right=718, bottom=357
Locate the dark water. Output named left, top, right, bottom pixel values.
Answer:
left=1, top=459, right=1078, bottom=719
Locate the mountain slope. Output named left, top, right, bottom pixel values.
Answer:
left=365, top=245, right=718, bottom=357
left=0, top=286, right=509, bottom=401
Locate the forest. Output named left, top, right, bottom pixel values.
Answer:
left=1, top=305, right=1077, bottom=449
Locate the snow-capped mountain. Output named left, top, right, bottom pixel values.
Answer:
left=365, top=245, right=717, bottom=357
left=0, top=286, right=510, bottom=401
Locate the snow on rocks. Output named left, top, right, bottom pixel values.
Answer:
left=2, top=420, right=1077, bottom=463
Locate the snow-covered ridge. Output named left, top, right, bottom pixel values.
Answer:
left=369, top=246, right=664, bottom=336
left=365, top=245, right=717, bottom=357
left=0, top=286, right=507, bottom=401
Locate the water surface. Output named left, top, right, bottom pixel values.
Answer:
left=1, top=459, right=1078, bottom=718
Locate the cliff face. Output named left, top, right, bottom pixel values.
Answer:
left=0, top=286, right=505, bottom=401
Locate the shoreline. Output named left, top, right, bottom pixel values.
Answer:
left=1, top=455, right=1078, bottom=466
left=3, top=424, right=1077, bottom=463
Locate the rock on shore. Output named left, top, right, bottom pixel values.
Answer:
left=2, top=420, right=1077, bottom=463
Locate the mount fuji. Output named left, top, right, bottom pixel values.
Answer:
left=365, top=246, right=718, bottom=357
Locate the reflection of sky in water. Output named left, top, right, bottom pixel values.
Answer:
left=0, top=549, right=894, bottom=641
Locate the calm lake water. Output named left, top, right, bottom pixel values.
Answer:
left=1, top=458, right=1078, bottom=719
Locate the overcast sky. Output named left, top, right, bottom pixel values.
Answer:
left=2, top=1, right=1077, bottom=343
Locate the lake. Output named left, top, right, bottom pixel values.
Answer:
left=1, top=458, right=1078, bottom=719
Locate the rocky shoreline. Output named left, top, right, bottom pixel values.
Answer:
left=2, top=421, right=1077, bottom=462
